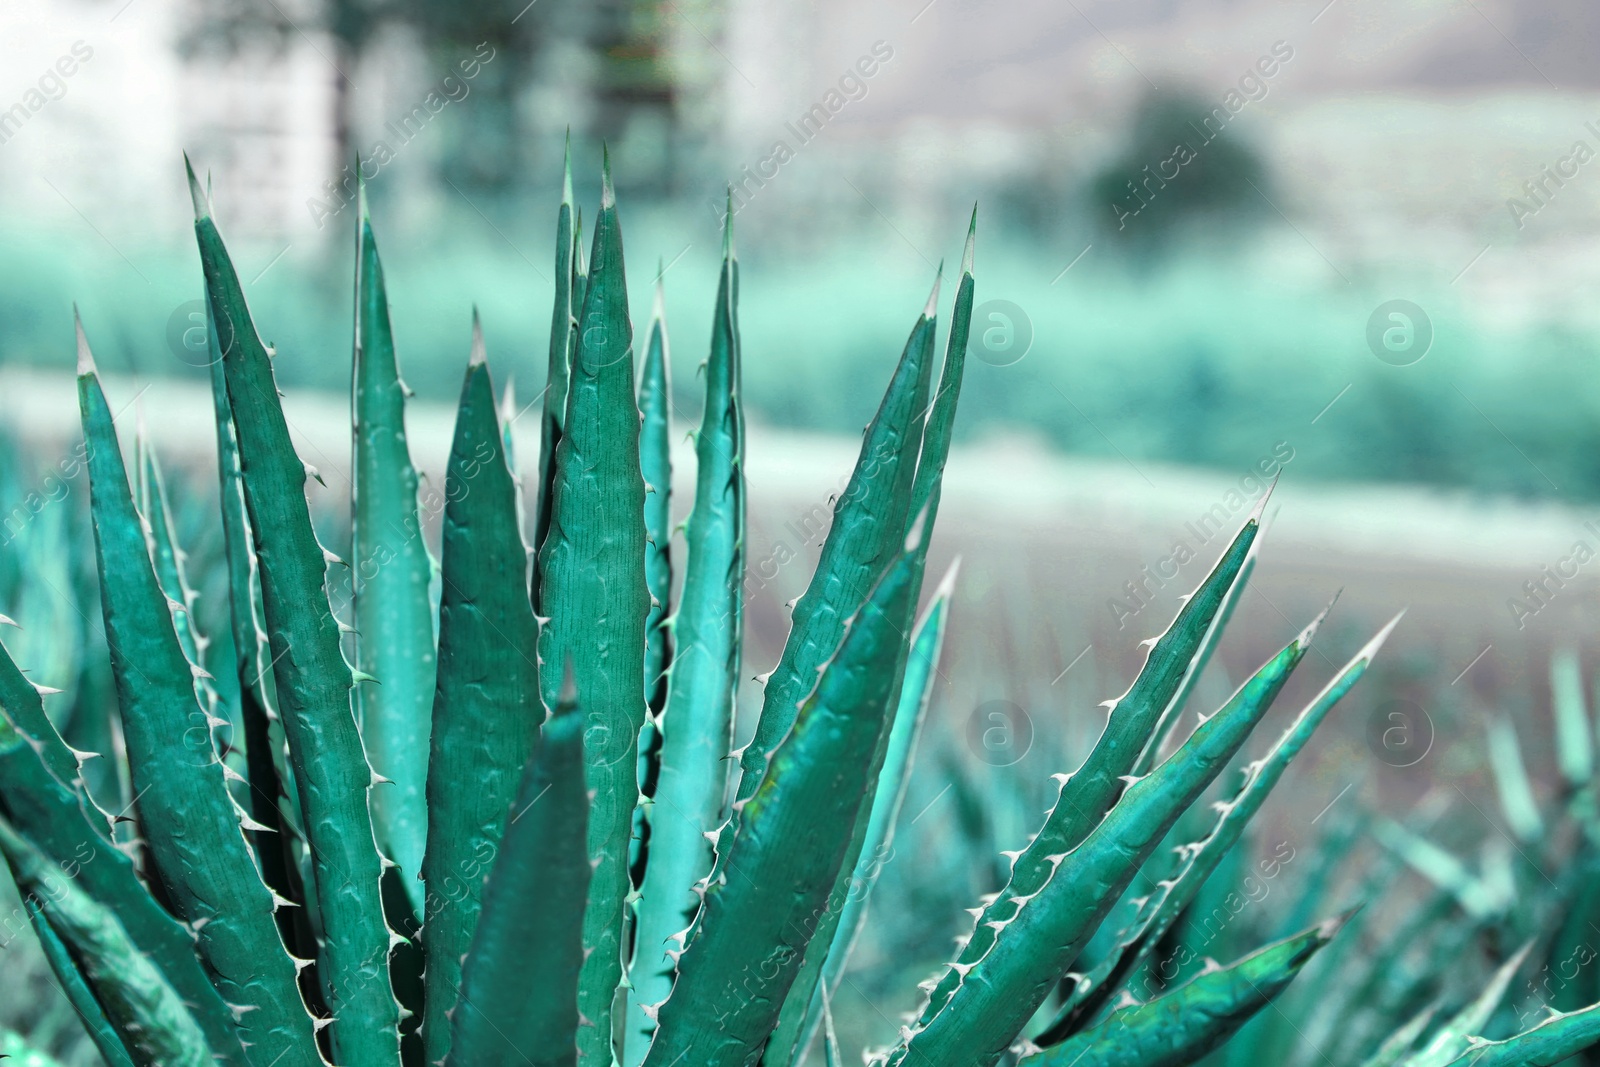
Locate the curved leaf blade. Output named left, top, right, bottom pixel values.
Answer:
left=188, top=161, right=400, bottom=1065
left=351, top=183, right=436, bottom=916
left=626, top=222, right=743, bottom=1067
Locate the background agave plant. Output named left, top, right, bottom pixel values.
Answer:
left=3, top=148, right=1600, bottom=1067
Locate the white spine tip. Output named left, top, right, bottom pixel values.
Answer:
left=923, top=264, right=943, bottom=319
left=469, top=307, right=487, bottom=367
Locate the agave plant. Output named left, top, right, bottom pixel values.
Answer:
left=1, top=146, right=1594, bottom=1067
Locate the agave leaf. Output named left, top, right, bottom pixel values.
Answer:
left=629, top=270, right=673, bottom=893
left=22, top=897, right=136, bottom=1067
left=626, top=220, right=742, bottom=1067
left=188, top=160, right=400, bottom=1064
left=907, top=208, right=978, bottom=524
left=1017, top=913, right=1348, bottom=1067
left=1551, top=649, right=1593, bottom=789
left=0, top=700, right=246, bottom=1063
left=1441, top=1000, right=1600, bottom=1066
left=0, top=818, right=214, bottom=1067
left=1130, top=535, right=1261, bottom=778
left=351, top=180, right=436, bottom=916
left=722, top=270, right=945, bottom=1067
left=1359, top=1005, right=1437, bottom=1067
left=1485, top=717, right=1543, bottom=844
left=1375, top=822, right=1507, bottom=921
left=888, top=609, right=1321, bottom=1067
left=729, top=266, right=941, bottom=815
left=202, top=292, right=318, bottom=987
left=421, top=323, right=544, bottom=1064
left=132, top=436, right=207, bottom=692
left=452, top=668, right=590, bottom=1067
left=642, top=525, right=924, bottom=1067
left=536, top=154, right=650, bottom=1065
left=77, top=327, right=320, bottom=1065
left=1401, top=943, right=1532, bottom=1067
left=639, top=271, right=675, bottom=714
left=0, top=640, right=93, bottom=812
left=768, top=562, right=959, bottom=1067
left=532, top=138, right=576, bottom=603
left=1043, top=611, right=1400, bottom=1041
left=913, top=503, right=1266, bottom=1028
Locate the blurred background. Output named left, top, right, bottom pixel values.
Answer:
left=6, top=0, right=1600, bottom=1063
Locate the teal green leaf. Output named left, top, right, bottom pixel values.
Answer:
left=1043, top=609, right=1400, bottom=1041
left=1017, top=913, right=1348, bottom=1067
left=914, top=500, right=1265, bottom=1027
left=0, top=818, right=215, bottom=1067
left=1550, top=648, right=1592, bottom=788
left=626, top=218, right=743, bottom=1067
left=0, top=700, right=246, bottom=1064
left=639, top=272, right=674, bottom=712
left=23, top=897, right=136, bottom=1067
left=532, top=139, right=576, bottom=604
left=1375, top=822, right=1508, bottom=921
left=535, top=156, right=650, bottom=1066
left=907, top=207, right=977, bottom=524
left=132, top=434, right=207, bottom=693
left=352, top=180, right=437, bottom=916
left=452, top=669, right=590, bottom=1067
left=188, top=160, right=400, bottom=1065
left=768, top=562, right=957, bottom=1067
left=205, top=295, right=311, bottom=960
left=1360, top=1005, right=1437, bottom=1067
left=1485, top=717, right=1543, bottom=844
left=1130, top=531, right=1261, bottom=778
left=421, top=321, right=543, bottom=1066
left=630, top=272, right=672, bottom=899
left=730, top=269, right=940, bottom=814
left=763, top=239, right=970, bottom=1067
left=0, top=638, right=91, bottom=811
left=1402, top=943, right=1531, bottom=1067
left=889, top=608, right=1319, bottom=1067
left=642, top=528, right=922, bottom=1067
left=77, top=327, right=320, bottom=1066
left=1441, top=1000, right=1600, bottom=1066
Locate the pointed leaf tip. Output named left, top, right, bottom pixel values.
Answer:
left=923, top=264, right=943, bottom=318
left=723, top=188, right=736, bottom=257
left=562, top=129, right=574, bottom=205
left=1296, top=590, right=1341, bottom=646
left=1357, top=609, right=1406, bottom=664
left=905, top=499, right=932, bottom=554
left=931, top=555, right=962, bottom=602
left=600, top=145, right=615, bottom=208
left=962, top=203, right=977, bottom=276
left=1248, top=471, right=1281, bottom=527
left=651, top=268, right=666, bottom=322
left=183, top=153, right=210, bottom=220
left=469, top=308, right=487, bottom=366
left=74, top=310, right=95, bottom=376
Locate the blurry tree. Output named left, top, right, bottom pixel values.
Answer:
left=1086, top=89, right=1271, bottom=262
